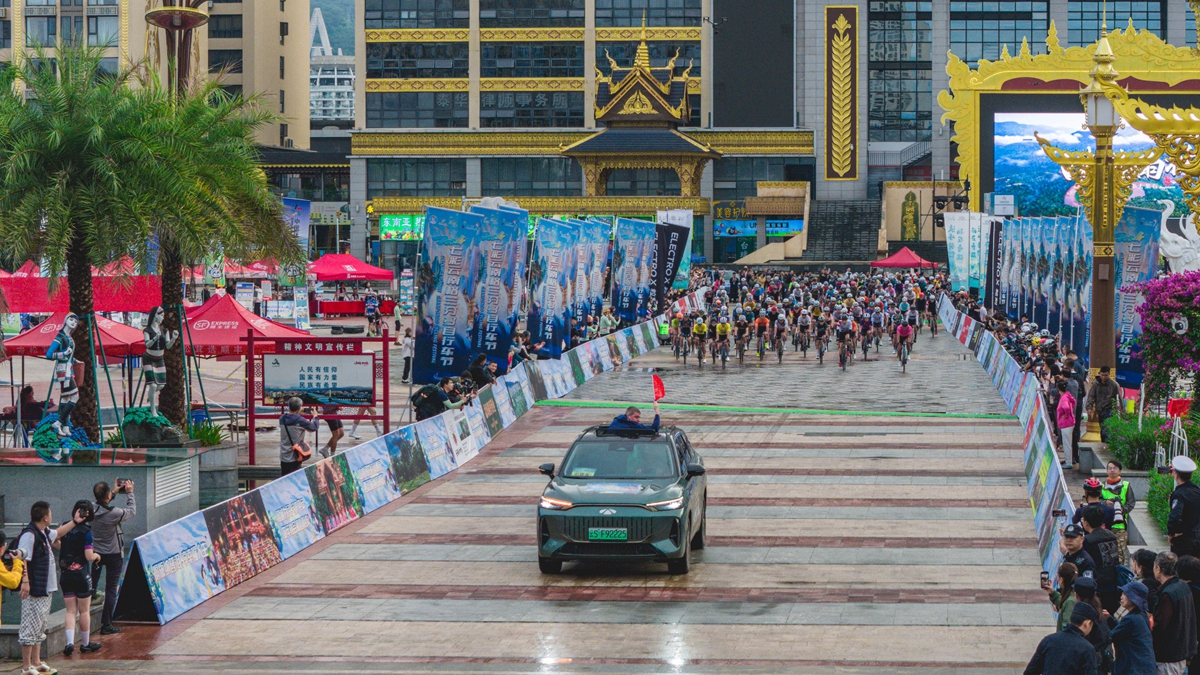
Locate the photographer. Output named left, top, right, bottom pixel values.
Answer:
left=413, top=377, right=474, bottom=421
left=92, top=478, right=136, bottom=636
left=280, top=397, right=319, bottom=475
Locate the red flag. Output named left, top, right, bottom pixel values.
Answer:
left=652, top=374, right=665, bottom=401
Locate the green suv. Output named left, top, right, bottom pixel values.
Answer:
left=536, top=425, right=707, bottom=575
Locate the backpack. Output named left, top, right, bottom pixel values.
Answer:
left=411, top=385, right=441, bottom=419
left=1115, top=564, right=1135, bottom=588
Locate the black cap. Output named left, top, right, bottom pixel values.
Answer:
left=1063, top=524, right=1085, bottom=538
left=1071, top=602, right=1100, bottom=624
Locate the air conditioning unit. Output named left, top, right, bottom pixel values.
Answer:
left=284, top=138, right=294, bottom=148
left=0, top=9, right=8, bottom=19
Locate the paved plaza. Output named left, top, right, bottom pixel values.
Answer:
left=42, top=330, right=1050, bottom=674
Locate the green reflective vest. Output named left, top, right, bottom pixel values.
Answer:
left=1101, top=480, right=1130, bottom=530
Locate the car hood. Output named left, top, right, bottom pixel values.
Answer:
left=544, top=478, right=682, bottom=505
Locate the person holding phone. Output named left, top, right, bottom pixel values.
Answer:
left=15, top=500, right=87, bottom=675
left=281, top=398, right=319, bottom=474
left=92, top=479, right=136, bottom=636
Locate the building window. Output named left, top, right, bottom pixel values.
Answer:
left=868, top=1, right=932, bottom=142
left=26, top=16, right=56, bottom=47
left=86, top=15, right=118, bottom=47
left=1189, top=6, right=1196, bottom=46
left=366, top=42, right=470, bottom=78
left=219, top=84, right=243, bottom=99
left=208, top=14, right=243, bottom=38
left=25, top=0, right=54, bottom=5
left=596, top=41, right=701, bottom=76
left=280, top=56, right=285, bottom=78
left=606, top=168, right=680, bottom=196
left=61, top=16, right=83, bottom=46
left=479, top=0, right=585, bottom=27
left=364, top=0, right=469, bottom=29
left=712, top=157, right=806, bottom=201
left=595, top=0, right=702, bottom=26
left=480, top=91, right=584, bottom=127
left=481, top=42, right=584, bottom=77
left=949, top=1, right=1048, bottom=64
left=0, top=20, right=10, bottom=49
left=279, top=89, right=285, bottom=113
left=86, top=0, right=118, bottom=4
left=366, top=159, right=466, bottom=198
left=1068, top=0, right=1161, bottom=46
left=209, top=49, right=243, bottom=73
left=366, top=91, right=469, bottom=128
left=98, top=56, right=118, bottom=75
left=481, top=158, right=582, bottom=195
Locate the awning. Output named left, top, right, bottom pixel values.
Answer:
left=870, top=246, right=937, bottom=269
left=4, top=311, right=146, bottom=357
left=11, top=261, right=41, bottom=278
left=92, top=256, right=137, bottom=276
left=0, top=276, right=163, bottom=313
left=184, top=293, right=308, bottom=356
left=307, top=254, right=393, bottom=281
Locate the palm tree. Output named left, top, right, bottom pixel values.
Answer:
left=0, top=47, right=172, bottom=441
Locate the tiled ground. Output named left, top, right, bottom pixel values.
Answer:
left=42, top=330, right=1051, bottom=675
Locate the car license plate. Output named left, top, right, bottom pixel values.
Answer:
left=588, top=527, right=628, bottom=541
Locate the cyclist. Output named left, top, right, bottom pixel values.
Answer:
left=796, top=309, right=812, bottom=350
left=773, top=312, right=789, bottom=355
left=714, top=315, right=732, bottom=361
left=905, top=305, right=920, bottom=343
left=691, top=313, right=709, bottom=364
left=896, top=320, right=915, bottom=361
left=754, top=310, right=771, bottom=356
left=914, top=292, right=927, bottom=332
left=835, top=315, right=855, bottom=366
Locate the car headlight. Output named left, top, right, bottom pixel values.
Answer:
left=539, top=496, right=573, bottom=510
left=647, top=498, right=684, bottom=511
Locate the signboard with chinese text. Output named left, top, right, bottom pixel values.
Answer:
left=262, top=353, right=375, bottom=406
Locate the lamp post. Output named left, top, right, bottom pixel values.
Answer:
left=145, top=2, right=210, bottom=96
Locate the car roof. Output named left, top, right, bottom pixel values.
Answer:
left=575, top=425, right=686, bottom=442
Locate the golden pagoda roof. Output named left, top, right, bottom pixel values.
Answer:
left=594, top=14, right=693, bottom=125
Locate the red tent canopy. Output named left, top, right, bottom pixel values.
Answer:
left=0, top=276, right=163, bottom=313
left=184, top=293, right=308, bottom=356
left=4, top=311, right=146, bottom=357
left=307, top=254, right=393, bottom=281
left=0, top=269, right=10, bottom=279
left=92, top=256, right=137, bottom=276
left=11, top=261, right=41, bottom=278
left=871, top=246, right=937, bottom=269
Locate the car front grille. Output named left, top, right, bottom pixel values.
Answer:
left=558, top=542, right=659, bottom=557
left=562, top=516, right=654, bottom=542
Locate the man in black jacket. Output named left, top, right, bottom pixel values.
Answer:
left=1168, top=455, right=1200, bottom=557
left=1153, top=551, right=1197, bottom=674
left=1024, top=602, right=1099, bottom=675
left=1080, top=504, right=1121, bottom=612
left=1061, top=524, right=1097, bottom=579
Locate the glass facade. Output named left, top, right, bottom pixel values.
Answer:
left=1068, top=1, right=1162, bottom=46
left=480, top=90, right=584, bottom=127
left=26, top=16, right=56, bottom=47
left=479, top=0, right=585, bottom=27
left=61, top=15, right=83, bottom=46
left=208, top=49, right=243, bottom=73
left=366, top=42, right=471, bottom=79
left=596, top=41, right=701, bottom=76
left=364, top=0, right=470, bottom=29
left=606, top=168, right=680, bottom=196
left=712, top=158, right=806, bottom=201
left=0, top=20, right=9, bottom=49
left=86, top=15, right=118, bottom=46
left=366, top=159, right=467, bottom=198
left=595, top=0, right=702, bottom=26
left=208, top=14, right=243, bottom=38
left=481, top=158, right=582, bottom=195
left=480, top=42, right=585, bottom=78
left=1189, top=6, right=1196, bottom=46
left=949, top=1, right=1048, bottom=65
left=868, top=1, right=932, bottom=142
left=366, top=91, right=470, bottom=128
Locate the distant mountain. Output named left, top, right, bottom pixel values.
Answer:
left=312, top=0, right=354, bottom=56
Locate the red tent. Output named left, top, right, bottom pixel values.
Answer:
left=92, top=256, right=137, bottom=276
left=0, top=269, right=10, bottom=279
left=4, top=311, right=146, bottom=357
left=307, top=254, right=393, bottom=281
left=871, top=246, right=937, bottom=269
left=0, top=276, right=163, bottom=313
left=184, top=293, right=308, bottom=356
left=11, top=261, right=41, bottom=278
left=235, top=259, right=278, bottom=278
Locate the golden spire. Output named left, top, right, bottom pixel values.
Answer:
left=633, top=10, right=651, bottom=69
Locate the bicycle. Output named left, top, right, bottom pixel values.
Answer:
left=756, top=333, right=766, bottom=361
left=719, top=339, right=729, bottom=369
left=838, top=339, right=849, bottom=371
left=816, top=334, right=826, bottom=364
left=792, top=329, right=801, bottom=352
left=682, top=336, right=691, bottom=366
left=672, top=332, right=683, bottom=359
left=898, top=341, right=910, bottom=373
left=800, top=331, right=810, bottom=358
left=776, top=334, right=785, bottom=363
left=861, top=331, right=871, bottom=361
left=928, top=312, right=938, bottom=337
left=737, top=335, right=746, bottom=364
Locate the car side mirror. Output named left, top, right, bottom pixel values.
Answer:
left=686, top=463, right=706, bottom=478
left=539, top=462, right=555, bottom=477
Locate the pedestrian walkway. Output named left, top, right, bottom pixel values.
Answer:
left=61, top=327, right=1048, bottom=674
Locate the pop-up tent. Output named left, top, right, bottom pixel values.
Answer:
left=11, top=261, right=41, bottom=277
left=307, top=254, right=393, bottom=281
left=184, top=293, right=308, bottom=355
left=4, top=311, right=146, bottom=357
left=0, top=276, right=163, bottom=313
left=871, top=246, right=937, bottom=269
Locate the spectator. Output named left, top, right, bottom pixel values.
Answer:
left=320, top=403, right=343, bottom=458
left=1177, top=555, right=1200, bottom=674
left=347, top=407, right=382, bottom=441
left=399, top=328, right=414, bottom=383
left=1108, top=580, right=1156, bottom=675
left=1046, top=562, right=1081, bottom=633
left=92, top=478, right=136, bottom=635
left=56, top=499, right=101, bottom=655
left=1057, top=379, right=1077, bottom=469
left=1080, top=504, right=1122, bottom=612
left=1104, top=461, right=1137, bottom=565
left=253, top=284, right=263, bottom=316
left=279, top=398, right=319, bottom=475
left=1132, top=548, right=1162, bottom=612
left=0, top=531, right=25, bottom=622
left=393, top=300, right=403, bottom=335
left=1152, top=552, right=1197, bottom=674
left=1087, top=366, right=1122, bottom=443
left=1167, top=456, right=1200, bottom=557
left=1074, top=479, right=1116, bottom=529
left=1073, top=577, right=1112, bottom=670
left=468, top=354, right=495, bottom=388
left=609, top=402, right=661, bottom=432
left=412, top=377, right=472, bottom=421
left=1024, top=602, right=1100, bottom=675
left=15, top=501, right=86, bottom=675
left=1062, top=524, right=1097, bottom=579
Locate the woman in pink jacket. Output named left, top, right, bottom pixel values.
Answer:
left=1056, top=379, right=1077, bottom=469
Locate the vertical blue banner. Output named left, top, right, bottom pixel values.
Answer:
left=569, top=219, right=594, bottom=326
left=1078, top=216, right=1094, bottom=363
left=1005, top=218, right=1020, bottom=319
left=1114, top=206, right=1162, bottom=386
left=414, top=207, right=486, bottom=384
left=468, top=206, right=528, bottom=375
left=611, top=218, right=656, bottom=325
left=1021, top=217, right=1035, bottom=322
left=1033, top=217, right=1048, bottom=328
left=585, top=219, right=612, bottom=318
left=1046, top=216, right=1062, bottom=337
left=528, top=217, right=579, bottom=359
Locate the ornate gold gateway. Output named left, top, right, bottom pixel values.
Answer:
left=938, top=20, right=1200, bottom=211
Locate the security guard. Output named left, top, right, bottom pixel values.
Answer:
left=1101, top=460, right=1136, bottom=565
left=1168, top=455, right=1200, bottom=558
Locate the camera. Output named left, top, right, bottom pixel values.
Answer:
left=1157, top=465, right=1172, bottom=474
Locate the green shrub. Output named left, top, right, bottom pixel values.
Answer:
left=187, top=421, right=227, bottom=446
left=1103, top=413, right=1163, bottom=471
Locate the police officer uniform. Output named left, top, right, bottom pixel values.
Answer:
left=1168, top=455, right=1200, bottom=558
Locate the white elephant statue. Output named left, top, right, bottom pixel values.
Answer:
left=1159, top=199, right=1200, bottom=274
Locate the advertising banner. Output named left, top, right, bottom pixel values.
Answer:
left=944, top=211, right=970, bottom=291
left=280, top=198, right=311, bottom=287
left=464, top=402, right=492, bottom=448
left=582, top=219, right=611, bottom=319
left=1114, top=206, right=1162, bottom=386
left=611, top=218, right=656, bottom=325
left=528, top=217, right=578, bottom=359
left=523, top=359, right=549, bottom=401
left=475, top=385, right=505, bottom=437
left=344, top=439, right=404, bottom=513
left=414, top=206, right=486, bottom=384
left=383, top=425, right=432, bottom=494
left=305, top=454, right=365, bottom=534
left=659, top=209, right=695, bottom=290
left=117, top=513, right=225, bottom=624
left=968, top=211, right=985, bottom=290
left=490, top=375, right=517, bottom=427
left=262, top=353, right=375, bottom=406
left=293, top=296, right=311, bottom=331
left=202, top=492, right=283, bottom=588
left=467, top=206, right=528, bottom=375
left=986, top=218, right=1004, bottom=309
left=652, top=221, right=690, bottom=314
left=258, top=469, right=325, bottom=559
left=203, top=253, right=226, bottom=288
left=415, top=415, right=458, bottom=479
left=444, top=407, right=478, bottom=466
left=235, top=282, right=254, bottom=311
left=506, top=371, right=530, bottom=417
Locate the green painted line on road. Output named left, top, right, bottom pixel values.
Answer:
left=537, top=399, right=1018, bottom=420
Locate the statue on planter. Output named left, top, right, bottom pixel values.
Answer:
left=45, top=313, right=80, bottom=437
left=143, top=306, right=178, bottom=418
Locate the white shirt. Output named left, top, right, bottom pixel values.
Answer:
left=400, top=336, right=415, bottom=359
left=16, top=527, right=58, bottom=594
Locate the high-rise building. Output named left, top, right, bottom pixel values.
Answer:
left=310, top=7, right=355, bottom=123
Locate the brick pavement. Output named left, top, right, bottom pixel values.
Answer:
left=53, top=324, right=1051, bottom=675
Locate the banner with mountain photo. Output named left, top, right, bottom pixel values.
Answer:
left=585, top=219, right=611, bottom=317
left=527, top=217, right=579, bottom=359
left=611, top=218, right=656, bottom=324
left=414, top=206, right=487, bottom=384
left=1113, top=205, right=1162, bottom=386
left=467, top=205, right=528, bottom=375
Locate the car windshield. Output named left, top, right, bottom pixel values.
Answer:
left=560, top=441, right=678, bottom=480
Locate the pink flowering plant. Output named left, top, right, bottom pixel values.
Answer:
left=1130, top=270, right=1200, bottom=404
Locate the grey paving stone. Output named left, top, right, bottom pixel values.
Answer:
left=389, top=503, right=1029, bottom=521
